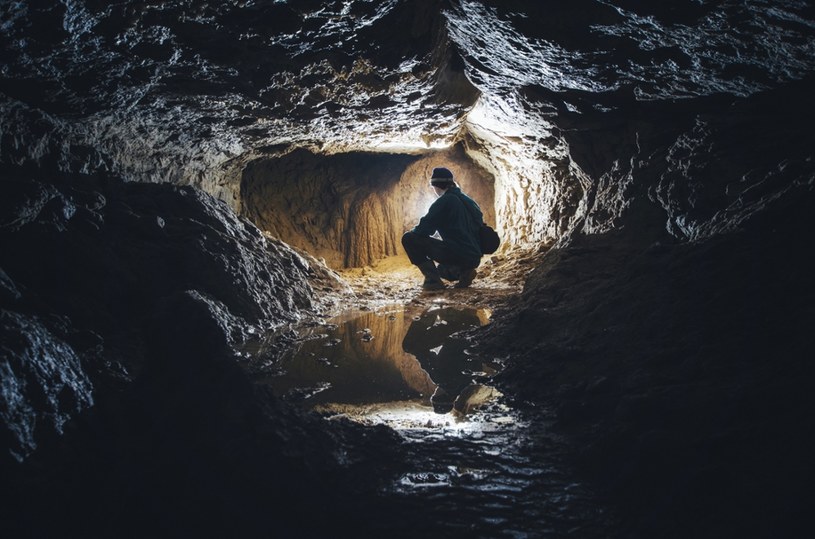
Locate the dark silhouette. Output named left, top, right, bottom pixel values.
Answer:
left=402, top=307, right=483, bottom=413
left=402, top=167, right=484, bottom=290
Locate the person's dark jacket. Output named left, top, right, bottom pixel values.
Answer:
left=411, top=186, right=482, bottom=264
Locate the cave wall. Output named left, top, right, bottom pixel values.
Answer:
left=0, top=166, right=391, bottom=535
left=470, top=39, right=815, bottom=539
left=3, top=1, right=815, bottom=535
left=0, top=169, right=354, bottom=465
left=0, top=0, right=475, bottom=214
left=2, top=0, right=814, bottom=256
left=241, top=145, right=495, bottom=268
left=462, top=100, right=581, bottom=250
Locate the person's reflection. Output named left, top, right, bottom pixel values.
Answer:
left=402, top=307, right=481, bottom=413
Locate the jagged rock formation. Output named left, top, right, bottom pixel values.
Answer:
left=0, top=170, right=380, bottom=537
left=0, top=169, right=351, bottom=462
left=2, top=0, right=815, bottom=537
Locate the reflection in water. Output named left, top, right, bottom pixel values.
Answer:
left=402, top=307, right=492, bottom=414
left=254, top=305, right=611, bottom=536
left=258, top=304, right=496, bottom=418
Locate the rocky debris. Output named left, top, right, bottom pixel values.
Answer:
left=453, top=383, right=499, bottom=415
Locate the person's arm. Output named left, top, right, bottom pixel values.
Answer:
left=411, top=196, right=448, bottom=236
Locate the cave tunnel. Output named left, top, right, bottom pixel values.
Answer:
left=2, top=1, right=815, bottom=538
left=240, top=144, right=496, bottom=270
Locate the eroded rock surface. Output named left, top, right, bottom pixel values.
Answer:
left=0, top=168, right=353, bottom=463
left=2, top=0, right=815, bottom=537
left=0, top=311, right=93, bottom=462
left=2, top=1, right=814, bottom=256
left=0, top=168, right=402, bottom=536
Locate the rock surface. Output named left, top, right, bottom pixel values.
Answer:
left=2, top=0, right=815, bottom=537
left=0, top=167, right=351, bottom=469
left=0, top=168, right=395, bottom=536
left=3, top=0, right=812, bottom=253
left=0, top=311, right=94, bottom=463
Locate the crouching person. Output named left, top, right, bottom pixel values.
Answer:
left=402, top=167, right=483, bottom=290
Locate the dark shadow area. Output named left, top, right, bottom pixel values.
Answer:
left=402, top=306, right=490, bottom=413
left=0, top=169, right=400, bottom=538
left=482, top=187, right=815, bottom=538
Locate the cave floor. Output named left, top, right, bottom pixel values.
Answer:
left=337, top=252, right=536, bottom=313
left=246, top=249, right=616, bottom=537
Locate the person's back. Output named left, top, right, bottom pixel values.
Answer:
left=401, top=167, right=484, bottom=290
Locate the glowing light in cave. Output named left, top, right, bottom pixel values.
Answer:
left=316, top=399, right=516, bottom=437
left=416, top=186, right=440, bottom=216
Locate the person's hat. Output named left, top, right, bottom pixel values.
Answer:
left=429, top=167, right=454, bottom=186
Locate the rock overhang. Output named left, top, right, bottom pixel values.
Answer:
left=2, top=0, right=814, bottom=252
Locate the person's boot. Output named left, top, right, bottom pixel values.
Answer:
left=417, top=260, right=445, bottom=290
left=430, top=387, right=454, bottom=414
left=454, top=267, right=477, bottom=288
left=437, top=264, right=461, bottom=281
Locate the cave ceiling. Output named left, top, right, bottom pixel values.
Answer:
left=1, top=0, right=814, bottom=205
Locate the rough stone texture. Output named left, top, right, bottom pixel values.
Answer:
left=0, top=311, right=94, bottom=463
left=476, top=77, right=815, bottom=536
left=445, top=0, right=815, bottom=248
left=2, top=1, right=813, bottom=252
left=0, top=0, right=474, bottom=205
left=0, top=167, right=392, bottom=537
left=0, top=172, right=325, bottom=331
left=2, top=281, right=400, bottom=538
left=2, top=0, right=815, bottom=536
left=481, top=205, right=815, bottom=536
left=0, top=168, right=353, bottom=466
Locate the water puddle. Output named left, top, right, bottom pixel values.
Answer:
left=254, top=303, right=503, bottom=425
left=249, top=302, right=612, bottom=537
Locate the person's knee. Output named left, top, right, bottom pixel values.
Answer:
left=401, top=231, right=418, bottom=249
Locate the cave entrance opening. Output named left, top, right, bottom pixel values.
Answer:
left=239, top=144, right=497, bottom=288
